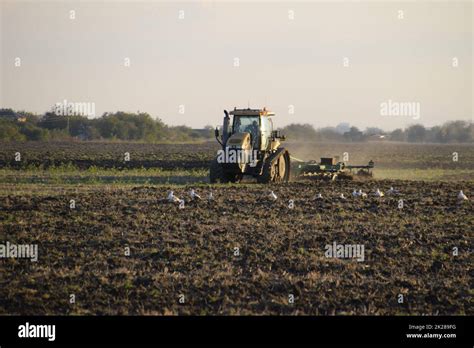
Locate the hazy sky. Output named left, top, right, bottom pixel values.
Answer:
left=1, top=0, right=472, bottom=130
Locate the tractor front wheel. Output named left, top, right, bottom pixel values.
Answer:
left=209, top=159, right=226, bottom=183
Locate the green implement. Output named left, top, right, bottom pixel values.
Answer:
left=291, top=157, right=375, bottom=181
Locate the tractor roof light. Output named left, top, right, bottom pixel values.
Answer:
left=230, top=108, right=275, bottom=117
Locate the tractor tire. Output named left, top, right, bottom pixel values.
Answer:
left=279, top=151, right=291, bottom=183
left=257, top=158, right=275, bottom=183
left=257, top=150, right=290, bottom=184
left=209, top=159, right=226, bottom=183
left=210, top=159, right=241, bottom=183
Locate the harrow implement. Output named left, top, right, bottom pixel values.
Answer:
left=291, top=156, right=375, bottom=181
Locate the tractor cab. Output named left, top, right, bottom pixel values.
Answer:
left=228, top=108, right=274, bottom=151
left=211, top=107, right=290, bottom=183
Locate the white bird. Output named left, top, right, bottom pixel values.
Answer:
left=358, top=189, right=367, bottom=198
left=340, top=193, right=346, bottom=200
left=167, top=191, right=181, bottom=203
left=387, top=187, right=399, bottom=195
left=315, top=193, right=323, bottom=200
left=189, top=189, right=201, bottom=200
left=352, top=189, right=359, bottom=197
left=269, top=191, right=278, bottom=201
left=457, top=190, right=468, bottom=201
left=208, top=191, right=214, bottom=201
left=374, top=189, right=384, bottom=197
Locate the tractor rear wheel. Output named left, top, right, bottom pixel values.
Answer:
left=257, top=158, right=275, bottom=183
left=257, top=150, right=290, bottom=183
left=279, top=151, right=291, bottom=182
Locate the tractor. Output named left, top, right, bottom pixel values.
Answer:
left=210, top=108, right=290, bottom=183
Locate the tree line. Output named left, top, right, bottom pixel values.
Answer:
left=0, top=108, right=472, bottom=143
left=279, top=122, right=473, bottom=143
left=0, top=109, right=213, bottom=142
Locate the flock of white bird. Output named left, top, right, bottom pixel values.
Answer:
left=167, top=189, right=213, bottom=204
left=270, top=187, right=392, bottom=201
left=166, top=188, right=469, bottom=204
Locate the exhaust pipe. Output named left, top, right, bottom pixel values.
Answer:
left=223, top=110, right=230, bottom=146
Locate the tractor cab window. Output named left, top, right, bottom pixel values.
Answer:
left=233, top=116, right=259, bottom=134
left=233, top=116, right=260, bottom=148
